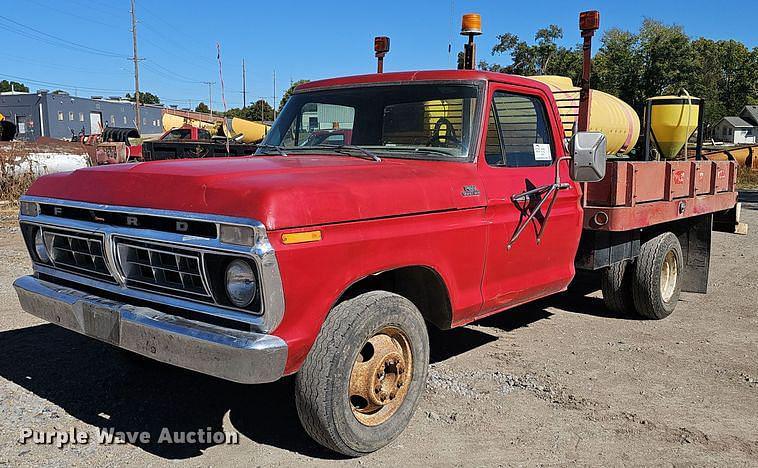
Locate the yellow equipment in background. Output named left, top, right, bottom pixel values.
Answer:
left=530, top=75, right=640, bottom=155
left=646, top=95, right=701, bottom=160
left=161, top=112, right=269, bottom=143
left=227, top=117, right=269, bottom=143
left=161, top=113, right=218, bottom=133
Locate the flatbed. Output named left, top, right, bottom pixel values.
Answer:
left=583, top=159, right=738, bottom=231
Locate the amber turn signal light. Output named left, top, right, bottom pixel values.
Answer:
left=281, top=230, right=322, bottom=245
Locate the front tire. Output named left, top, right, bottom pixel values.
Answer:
left=632, top=232, right=683, bottom=319
left=295, top=291, right=429, bottom=457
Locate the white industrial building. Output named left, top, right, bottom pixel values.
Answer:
left=712, top=106, right=758, bottom=144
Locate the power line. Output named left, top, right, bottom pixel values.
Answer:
left=0, top=15, right=126, bottom=58
left=25, top=0, right=121, bottom=29
left=1, top=73, right=132, bottom=94
left=4, top=54, right=128, bottom=76
left=142, top=60, right=204, bottom=84
left=138, top=19, right=216, bottom=67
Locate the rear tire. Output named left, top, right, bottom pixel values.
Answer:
left=295, top=291, right=429, bottom=457
left=631, top=232, right=683, bottom=319
left=601, top=260, right=635, bottom=315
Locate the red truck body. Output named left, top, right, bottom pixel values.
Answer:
left=26, top=71, right=591, bottom=372
left=14, top=68, right=739, bottom=457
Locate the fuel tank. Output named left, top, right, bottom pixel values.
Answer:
left=530, top=75, right=640, bottom=155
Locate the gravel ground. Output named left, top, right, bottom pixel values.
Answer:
left=0, top=195, right=756, bottom=467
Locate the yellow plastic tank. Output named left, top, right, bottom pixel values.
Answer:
left=529, top=75, right=640, bottom=155
left=228, top=117, right=269, bottom=143
left=647, top=95, right=700, bottom=159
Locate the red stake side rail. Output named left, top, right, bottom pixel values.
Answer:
left=583, top=160, right=738, bottom=231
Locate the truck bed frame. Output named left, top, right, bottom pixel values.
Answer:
left=575, top=159, right=739, bottom=291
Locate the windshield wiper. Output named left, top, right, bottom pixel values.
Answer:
left=411, top=147, right=456, bottom=157
left=377, top=146, right=458, bottom=158
left=256, top=144, right=288, bottom=156
left=315, top=144, right=381, bottom=162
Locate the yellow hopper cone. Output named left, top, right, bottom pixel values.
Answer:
left=648, top=95, right=700, bottom=159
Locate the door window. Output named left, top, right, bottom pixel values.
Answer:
left=485, top=91, right=554, bottom=167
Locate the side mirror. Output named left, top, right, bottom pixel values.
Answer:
left=570, top=132, right=607, bottom=182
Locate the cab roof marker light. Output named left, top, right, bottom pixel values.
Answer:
left=281, top=230, right=322, bottom=245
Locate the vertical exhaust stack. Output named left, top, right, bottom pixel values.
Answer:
left=460, top=14, right=482, bottom=70
left=578, top=10, right=600, bottom=132
left=374, top=36, right=390, bottom=73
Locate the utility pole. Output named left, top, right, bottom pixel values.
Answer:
left=242, top=59, right=247, bottom=108
left=130, top=0, right=141, bottom=132
left=272, top=70, right=277, bottom=121
left=203, top=81, right=215, bottom=119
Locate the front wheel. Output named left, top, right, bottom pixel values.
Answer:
left=295, top=291, right=429, bottom=457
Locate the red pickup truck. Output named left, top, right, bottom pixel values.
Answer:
left=13, top=69, right=738, bottom=456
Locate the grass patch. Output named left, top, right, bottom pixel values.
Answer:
left=737, top=167, right=758, bottom=190
left=0, top=154, right=39, bottom=204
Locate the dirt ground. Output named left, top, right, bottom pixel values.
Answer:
left=0, top=194, right=756, bottom=467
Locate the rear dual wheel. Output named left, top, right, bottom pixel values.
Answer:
left=295, top=291, right=429, bottom=457
left=601, top=232, right=683, bottom=319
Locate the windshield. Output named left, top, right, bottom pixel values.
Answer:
left=259, top=84, right=481, bottom=159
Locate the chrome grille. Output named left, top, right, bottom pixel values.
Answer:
left=43, top=228, right=114, bottom=282
left=115, top=238, right=212, bottom=301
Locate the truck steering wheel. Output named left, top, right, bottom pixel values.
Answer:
left=428, top=118, right=460, bottom=148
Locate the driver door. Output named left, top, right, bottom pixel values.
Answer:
left=478, top=84, right=583, bottom=316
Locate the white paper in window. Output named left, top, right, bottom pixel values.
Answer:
left=533, top=143, right=552, bottom=161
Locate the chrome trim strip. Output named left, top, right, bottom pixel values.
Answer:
left=14, top=275, right=287, bottom=384
left=20, top=196, right=285, bottom=333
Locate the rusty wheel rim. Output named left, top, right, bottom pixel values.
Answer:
left=348, top=326, right=413, bottom=426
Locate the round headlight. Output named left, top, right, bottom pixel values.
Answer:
left=225, top=259, right=257, bottom=308
left=34, top=229, right=50, bottom=263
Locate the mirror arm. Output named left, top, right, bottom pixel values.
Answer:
left=553, top=156, right=572, bottom=187
left=507, top=156, right=572, bottom=249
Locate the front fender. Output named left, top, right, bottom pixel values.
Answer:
left=270, top=208, right=488, bottom=374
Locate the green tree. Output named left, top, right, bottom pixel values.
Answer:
left=592, top=22, right=757, bottom=126
left=469, top=18, right=758, bottom=130
left=593, top=28, right=644, bottom=110
left=478, top=26, right=582, bottom=82
left=278, top=79, right=309, bottom=112
left=195, top=102, right=210, bottom=113
left=125, top=91, right=160, bottom=105
left=637, top=20, right=695, bottom=101
left=0, top=80, right=29, bottom=92
left=225, top=99, right=274, bottom=122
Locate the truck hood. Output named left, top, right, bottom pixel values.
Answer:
left=27, top=154, right=485, bottom=230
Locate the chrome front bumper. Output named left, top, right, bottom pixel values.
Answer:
left=13, top=275, right=287, bottom=384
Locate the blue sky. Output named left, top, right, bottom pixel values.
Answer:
left=3, top=0, right=756, bottom=111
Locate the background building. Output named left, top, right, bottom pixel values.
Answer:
left=712, top=106, right=758, bottom=144
left=0, top=90, right=163, bottom=141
